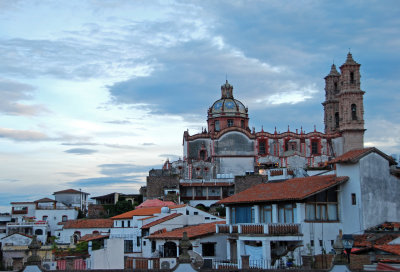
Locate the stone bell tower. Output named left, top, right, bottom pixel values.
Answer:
left=338, top=52, right=365, bottom=153
left=323, top=63, right=341, bottom=134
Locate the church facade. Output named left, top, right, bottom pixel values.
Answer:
left=144, top=53, right=366, bottom=207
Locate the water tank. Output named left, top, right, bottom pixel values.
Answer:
left=161, top=207, right=170, bottom=213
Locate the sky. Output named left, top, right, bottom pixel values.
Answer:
left=0, top=0, right=399, bottom=212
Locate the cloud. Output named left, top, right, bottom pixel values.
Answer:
left=69, top=175, right=144, bottom=187
left=99, top=163, right=160, bottom=176
left=64, top=148, right=98, bottom=155
left=159, top=154, right=180, bottom=161
left=0, top=127, right=51, bottom=141
left=0, top=78, right=48, bottom=116
left=105, top=120, right=132, bottom=125
left=61, top=142, right=99, bottom=146
left=142, top=142, right=155, bottom=146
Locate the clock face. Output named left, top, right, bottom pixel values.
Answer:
left=214, top=102, right=223, bottom=110
left=225, top=101, right=235, bottom=109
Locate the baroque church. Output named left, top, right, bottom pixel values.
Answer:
left=143, top=53, right=366, bottom=207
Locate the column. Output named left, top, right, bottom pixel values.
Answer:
left=226, top=206, right=231, bottom=224
left=227, top=240, right=231, bottom=260
left=254, top=205, right=260, bottom=223
left=262, top=240, right=271, bottom=269
left=272, top=204, right=278, bottom=223
left=237, top=240, right=244, bottom=268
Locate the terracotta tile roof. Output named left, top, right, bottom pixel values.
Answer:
left=112, top=204, right=185, bottom=219
left=63, top=219, right=113, bottom=229
left=218, top=175, right=348, bottom=205
left=142, top=213, right=183, bottom=229
left=148, top=221, right=225, bottom=240
left=53, top=189, right=89, bottom=195
left=180, top=182, right=234, bottom=187
left=34, top=197, right=56, bottom=203
left=329, top=147, right=397, bottom=165
left=79, top=233, right=109, bottom=242
left=375, top=245, right=400, bottom=256
left=138, top=216, right=156, bottom=221
left=136, top=199, right=175, bottom=209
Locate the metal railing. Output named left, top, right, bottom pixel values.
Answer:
left=216, top=223, right=301, bottom=235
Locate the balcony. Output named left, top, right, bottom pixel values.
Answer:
left=216, top=223, right=301, bottom=236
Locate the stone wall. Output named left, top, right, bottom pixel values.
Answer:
left=234, top=175, right=268, bottom=194
left=146, top=175, right=180, bottom=199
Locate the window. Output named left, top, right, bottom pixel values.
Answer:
left=35, top=229, right=43, bottom=235
left=261, top=205, right=272, bottom=223
left=199, top=150, right=206, bottom=160
left=351, top=104, right=357, bottom=120
left=311, top=140, right=319, bottom=155
left=122, top=221, right=125, bottom=228
left=93, top=231, right=99, bottom=234
left=186, top=210, right=189, bottom=215
left=241, top=120, right=245, bottom=128
left=350, top=72, right=354, bottom=84
left=124, top=240, right=133, bottom=253
left=227, top=119, right=234, bottom=127
left=215, top=120, right=220, bottom=131
left=42, top=215, right=48, bottom=221
left=231, top=206, right=253, bottom=224
left=278, top=204, right=295, bottom=223
left=128, top=221, right=131, bottom=227
left=351, top=193, right=356, bottom=205
left=137, top=237, right=141, bottom=247
left=202, top=243, right=216, bottom=257
left=143, top=241, right=146, bottom=246
left=334, top=82, right=338, bottom=92
left=152, top=241, right=156, bottom=252
left=319, top=240, right=323, bottom=247
left=310, top=240, right=314, bottom=247
left=259, top=140, right=266, bottom=155
left=284, top=139, right=289, bottom=151
left=335, top=112, right=339, bottom=128
left=62, top=215, right=68, bottom=222
left=305, top=187, right=338, bottom=221
left=194, top=212, right=198, bottom=215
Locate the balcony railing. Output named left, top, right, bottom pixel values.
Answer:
left=216, top=223, right=301, bottom=236
left=180, top=196, right=223, bottom=201
left=7, top=221, right=48, bottom=227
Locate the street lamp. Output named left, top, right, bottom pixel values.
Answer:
left=342, top=234, right=354, bottom=263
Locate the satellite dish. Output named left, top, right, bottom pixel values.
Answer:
left=188, top=250, right=204, bottom=268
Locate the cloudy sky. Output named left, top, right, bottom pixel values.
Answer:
left=0, top=0, right=399, bottom=211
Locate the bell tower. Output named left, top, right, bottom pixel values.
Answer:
left=338, top=52, right=365, bottom=153
left=323, top=64, right=341, bottom=134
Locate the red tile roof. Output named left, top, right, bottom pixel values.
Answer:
left=375, top=245, right=400, bottom=256
left=218, top=175, right=348, bottom=204
left=111, top=204, right=185, bottom=219
left=142, top=213, right=183, bottom=229
left=79, top=233, right=109, bottom=242
left=63, top=219, right=113, bottom=229
left=34, top=197, right=56, bottom=203
left=53, top=189, right=89, bottom=195
left=136, top=199, right=175, bottom=209
left=148, top=221, right=225, bottom=240
left=329, top=147, right=396, bottom=165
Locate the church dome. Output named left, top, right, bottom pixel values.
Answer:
left=209, top=80, right=247, bottom=118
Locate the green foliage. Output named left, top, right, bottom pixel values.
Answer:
left=215, top=205, right=226, bottom=217
left=102, top=200, right=134, bottom=218
left=77, top=209, right=86, bottom=219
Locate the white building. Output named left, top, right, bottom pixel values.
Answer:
left=55, top=218, right=113, bottom=244
left=109, top=204, right=222, bottom=268
left=9, top=198, right=78, bottom=238
left=216, top=147, right=400, bottom=269
left=53, top=189, right=90, bottom=212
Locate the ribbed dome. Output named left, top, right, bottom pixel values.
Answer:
left=208, top=80, right=247, bottom=117
left=210, top=98, right=247, bottom=115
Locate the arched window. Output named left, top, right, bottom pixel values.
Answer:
left=335, top=112, right=339, bottom=128
left=334, top=82, right=338, bottom=92
left=351, top=104, right=357, bottom=120
left=241, top=120, right=245, bottom=128
left=92, top=231, right=99, bottom=234
left=163, top=241, right=177, bottom=257
left=350, top=72, right=354, bottom=84
left=199, top=150, right=206, bottom=161
left=35, top=229, right=43, bottom=235
left=227, top=119, right=234, bottom=127
left=258, top=140, right=266, bottom=155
